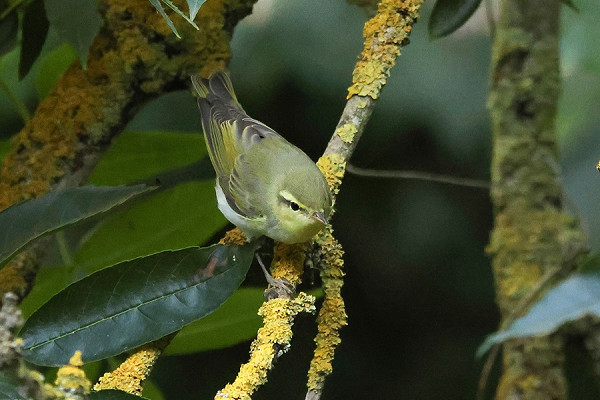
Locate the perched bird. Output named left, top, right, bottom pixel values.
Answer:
left=191, top=71, right=332, bottom=245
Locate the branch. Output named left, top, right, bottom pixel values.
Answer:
left=215, top=1, right=424, bottom=398
left=487, top=1, right=588, bottom=398
left=0, top=0, right=256, bottom=302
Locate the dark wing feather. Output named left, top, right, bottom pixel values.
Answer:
left=192, top=71, right=280, bottom=219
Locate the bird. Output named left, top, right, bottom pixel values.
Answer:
left=190, top=71, right=332, bottom=246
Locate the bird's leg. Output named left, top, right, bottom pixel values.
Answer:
left=255, top=253, right=295, bottom=299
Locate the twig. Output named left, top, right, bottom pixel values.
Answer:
left=347, top=163, right=490, bottom=189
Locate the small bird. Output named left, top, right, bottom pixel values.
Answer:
left=191, top=71, right=332, bottom=245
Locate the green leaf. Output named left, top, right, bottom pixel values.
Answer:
left=0, top=184, right=152, bottom=268
left=165, top=288, right=265, bottom=355
left=35, top=43, right=77, bottom=99
left=19, top=0, right=50, bottom=80
left=0, top=139, right=11, bottom=163
left=0, top=6, right=18, bottom=57
left=478, top=268, right=600, bottom=357
left=88, top=131, right=208, bottom=186
left=44, top=0, right=103, bottom=68
left=186, top=0, right=206, bottom=20
left=72, top=181, right=226, bottom=275
left=147, top=0, right=181, bottom=38
left=89, top=389, right=151, bottom=400
left=160, top=0, right=199, bottom=30
left=166, top=287, right=323, bottom=355
left=0, top=371, right=28, bottom=400
left=20, top=242, right=259, bottom=366
left=428, top=0, right=483, bottom=39
left=560, top=0, right=579, bottom=12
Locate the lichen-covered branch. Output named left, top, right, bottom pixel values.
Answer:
left=305, top=227, right=346, bottom=400
left=214, top=293, right=316, bottom=400
left=0, top=0, right=256, bottom=301
left=487, top=1, right=588, bottom=398
left=93, top=335, right=173, bottom=395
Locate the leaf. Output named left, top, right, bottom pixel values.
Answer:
left=478, top=269, right=600, bottom=357
left=0, top=6, right=18, bottom=57
left=35, top=43, right=77, bottom=99
left=20, top=242, right=259, bottom=366
left=89, top=389, right=151, bottom=400
left=44, top=0, right=103, bottom=68
left=0, top=371, right=28, bottom=400
left=71, top=182, right=226, bottom=275
left=165, top=288, right=265, bottom=355
left=160, top=0, right=199, bottom=30
left=0, top=138, right=11, bottom=163
left=428, top=0, right=483, bottom=39
left=0, top=184, right=152, bottom=268
left=88, top=131, right=208, bottom=186
left=19, top=0, right=50, bottom=80
left=560, top=0, right=579, bottom=12
left=165, top=287, right=324, bottom=355
left=186, top=0, right=206, bottom=20
left=147, top=0, right=181, bottom=38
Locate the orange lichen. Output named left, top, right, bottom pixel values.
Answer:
left=347, top=0, right=423, bottom=99
left=219, top=228, right=249, bottom=246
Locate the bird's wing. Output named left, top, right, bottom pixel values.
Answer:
left=193, top=72, right=282, bottom=220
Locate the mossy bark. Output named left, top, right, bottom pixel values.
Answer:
left=488, top=1, right=588, bottom=399
left=0, top=0, right=255, bottom=300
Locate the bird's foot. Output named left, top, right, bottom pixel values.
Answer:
left=256, top=253, right=295, bottom=299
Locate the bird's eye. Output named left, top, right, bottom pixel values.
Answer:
left=290, top=202, right=300, bottom=211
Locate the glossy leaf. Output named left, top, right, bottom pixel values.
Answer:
left=478, top=268, right=600, bottom=357
left=0, top=185, right=152, bottom=268
left=20, top=243, right=258, bottom=366
left=0, top=6, right=18, bottom=57
left=186, top=0, right=206, bottom=20
left=560, top=0, right=579, bottom=12
left=165, top=288, right=265, bottom=355
left=0, top=371, right=28, bottom=400
left=44, top=0, right=103, bottom=67
left=71, top=182, right=226, bottom=275
left=19, top=0, right=50, bottom=80
left=90, top=389, right=151, bottom=400
left=88, top=131, right=208, bottom=186
left=35, top=43, right=77, bottom=99
left=429, top=0, right=483, bottom=39
left=147, top=0, right=180, bottom=38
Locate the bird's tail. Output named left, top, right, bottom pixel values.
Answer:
left=190, top=71, right=238, bottom=103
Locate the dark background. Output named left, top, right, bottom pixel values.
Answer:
left=2, top=0, right=600, bottom=398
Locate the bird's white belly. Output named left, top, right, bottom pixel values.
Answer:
left=215, top=182, right=262, bottom=241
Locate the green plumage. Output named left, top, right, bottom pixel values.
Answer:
left=191, top=71, right=332, bottom=244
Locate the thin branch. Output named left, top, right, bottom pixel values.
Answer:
left=347, top=163, right=490, bottom=189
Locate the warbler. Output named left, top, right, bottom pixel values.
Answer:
left=191, top=71, right=332, bottom=244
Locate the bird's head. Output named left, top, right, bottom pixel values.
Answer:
left=271, top=172, right=332, bottom=244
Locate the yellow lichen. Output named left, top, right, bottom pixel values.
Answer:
left=94, top=340, right=167, bottom=395
left=271, top=242, right=308, bottom=286
left=0, top=262, right=28, bottom=297
left=335, top=123, right=358, bottom=144
left=219, top=227, right=249, bottom=246
left=317, top=153, right=346, bottom=198
left=347, top=0, right=423, bottom=99
left=215, top=292, right=315, bottom=399
left=55, top=351, right=91, bottom=394
left=306, top=227, right=347, bottom=392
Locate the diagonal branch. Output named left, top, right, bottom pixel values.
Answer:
left=214, top=1, right=424, bottom=399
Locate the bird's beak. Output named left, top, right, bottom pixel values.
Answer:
left=312, top=211, right=328, bottom=225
